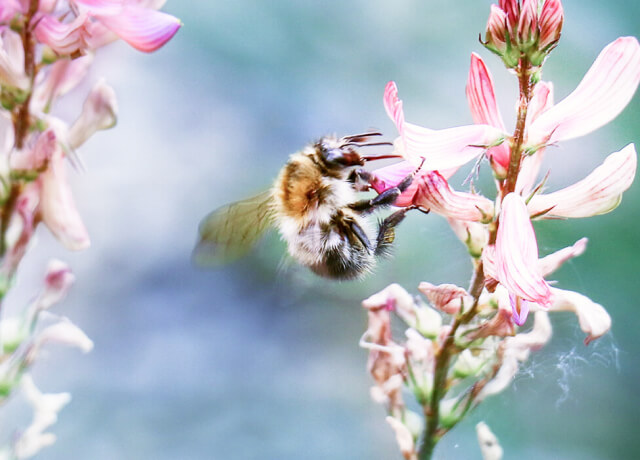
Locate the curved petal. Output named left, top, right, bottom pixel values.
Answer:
left=34, top=13, right=91, bottom=55
left=549, top=288, right=611, bottom=345
left=68, top=79, right=118, bottom=148
left=32, top=55, right=94, bottom=113
left=414, top=171, right=494, bottom=222
left=466, top=53, right=510, bottom=171
left=93, top=5, right=181, bottom=52
left=528, top=37, right=640, bottom=145
left=384, top=81, right=504, bottom=169
left=39, top=146, right=90, bottom=251
left=495, top=193, right=552, bottom=312
left=538, top=237, right=588, bottom=277
left=0, top=28, right=28, bottom=89
left=528, top=144, right=637, bottom=218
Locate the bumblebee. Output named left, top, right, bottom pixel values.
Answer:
left=194, top=133, right=420, bottom=280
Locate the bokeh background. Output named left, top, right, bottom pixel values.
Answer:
left=3, top=0, right=639, bottom=458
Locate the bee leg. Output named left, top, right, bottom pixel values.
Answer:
left=374, top=207, right=412, bottom=256
left=347, top=168, right=374, bottom=192
left=349, top=169, right=416, bottom=214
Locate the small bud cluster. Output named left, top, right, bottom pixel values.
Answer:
left=484, top=0, right=564, bottom=68
left=0, top=1, right=180, bottom=458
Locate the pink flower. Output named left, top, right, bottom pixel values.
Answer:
left=490, top=193, right=552, bottom=324
left=35, top=0, right=181, bottom=55
left=527, top=37, right=640, bottom=146
left=528, top=144, right=637, bottom=218
left=32, top=55, right=94, bottom=113
left=384, top=81, right=504, bottom=170
left=68, top=79, right=118, bottom=148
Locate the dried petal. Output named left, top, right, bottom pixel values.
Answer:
left=476, top=422, right=504, bottom=460
left=418, top=282, right=472, bottom=315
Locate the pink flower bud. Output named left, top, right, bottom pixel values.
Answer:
left=538, top=0, right=564, bottom=50
left=517, top=0, right=538, bottom=50
left=498, top=0, right=519, bottom=31
left=485, top=5, right=509, bottom=55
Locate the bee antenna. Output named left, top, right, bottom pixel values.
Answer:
left=361, top=154, right=404, bottom=161
left=341, top=141, right=394, bottom=148
left=342, top=131, right=383, bottom=141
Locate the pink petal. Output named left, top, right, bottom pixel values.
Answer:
left=528, top=144, right=637, bottom=218
left=32, top=55, right=94, bottom=113
left=526, top=81, right=554, bottom=125
left=0, top=0, right=23, bottom=22
left=484, top=5, right=508, bottom=54
left=68, top=79, right=118, bottom=148
left=10, top=129, right=57, bottom=171
left=34, top=13, right=91, bottom=55
left=414, top=171, right=494, bottom=222
left=0, top=28, right=28, bottom=89
left=549, top=288, right=611, bottom=345
left=538, top=237, right=588, bottom=277
left=370, top=161, right=458, bottom=207
left=369, top=160, right=419, bottom=207
left=495, top=193, right=552, bottom=308
left=384, top=81, right=505, bottom=169
left=528, top=37, right=640, bottom=145
left=498, top=0, right=519, bottom=31
left=72, top=0, right=124, bottom=15
left=93, top=4, right=181, bottom=52
left=39, top=146, right=90, bottom=251
left=466, top=53, right=510, bottom=171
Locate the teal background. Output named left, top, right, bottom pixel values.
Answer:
left=4, top=1, right=639, bottom=459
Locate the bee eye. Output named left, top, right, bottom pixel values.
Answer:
left=321, top=146, right=363, bottom=167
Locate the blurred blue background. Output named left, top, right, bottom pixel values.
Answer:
left=4, top=0, right=639, bottom=458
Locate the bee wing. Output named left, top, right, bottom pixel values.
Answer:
left=193, top=190, right=276, bottom=266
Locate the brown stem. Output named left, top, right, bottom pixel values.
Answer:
left=14, top=0, right=39, bottom=149
left=503, top=59, right=534, bottom=196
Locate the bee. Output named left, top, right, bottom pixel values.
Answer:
left=194, top=132, right=422, bottom=280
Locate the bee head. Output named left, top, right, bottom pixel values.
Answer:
left=316, top=132, right=394, bottom=169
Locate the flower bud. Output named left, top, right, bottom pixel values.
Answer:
left=538, top=0, right=564, bottom=50
left=68, top=79, right=118, bottom=148
left=517, top=0, right=538, bottom=52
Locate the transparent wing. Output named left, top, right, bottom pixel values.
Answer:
left=193, top=190, right=276, bottom=266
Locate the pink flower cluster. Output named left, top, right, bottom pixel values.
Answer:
left=372, top=35, right=639, bottom=326
left=0, top=2, right=179, bottom=457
